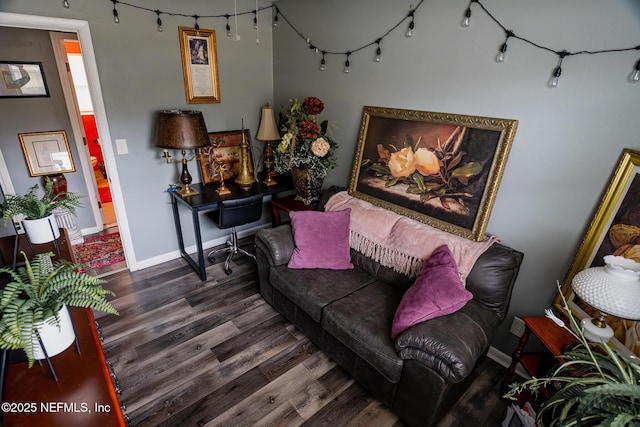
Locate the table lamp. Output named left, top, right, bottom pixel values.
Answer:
left=256, top=103, right=280, bottom=186
left=156, top=110, right=209, bottom=196
left=571, top=255, right=640, bottom=342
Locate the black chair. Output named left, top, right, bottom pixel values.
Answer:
left=207, top=194, right=264, bottom=275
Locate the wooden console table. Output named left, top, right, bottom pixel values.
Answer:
left=2, top=307, right=127, bottom=426
left=270, top=194, right=317, bottom=227
left=503, top=316, right=577, bottom=400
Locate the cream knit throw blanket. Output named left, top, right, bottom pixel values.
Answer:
left=324, top=191, right=499, bottom=283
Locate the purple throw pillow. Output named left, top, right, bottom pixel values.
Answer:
left=288, top=209, right=354, bottom=270
left=391, top=245, right=472, bottom=340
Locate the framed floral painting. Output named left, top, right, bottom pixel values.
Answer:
left=554, top=148, right=640, bottom=357
left=348, top=106, right=518, bottom=241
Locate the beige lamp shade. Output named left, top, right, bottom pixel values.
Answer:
left=155, top=110, right=209, bottom=149
left=256, top=105, right=280, bottom=141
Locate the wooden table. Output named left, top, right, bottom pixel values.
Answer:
left=2, top=307, right=127, bottom=426
left=270, top=194, right=317, bottom=227
left=504, top=316, right=577, bottom=398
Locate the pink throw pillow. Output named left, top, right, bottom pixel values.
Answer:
left=391, top=245, right=472, bottom=340
left=288, top=209, right=354, bottom=270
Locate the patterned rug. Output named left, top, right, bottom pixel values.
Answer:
left=73, top=232, right=124, bottom=270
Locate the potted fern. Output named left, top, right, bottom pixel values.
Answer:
left=1, top=177, right=83, bottom=244
left=0, top=251, right=118, bottom=367
left=505, top=288, right=640, bottom=426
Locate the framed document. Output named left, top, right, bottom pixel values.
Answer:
left=19, top=131, right=76, bottom=176
left=179, top=26, right=220, bottom=104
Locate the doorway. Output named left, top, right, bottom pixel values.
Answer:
left=58, top=37, right=117, bottom=228
left=0, top=12, right=137, bottom=272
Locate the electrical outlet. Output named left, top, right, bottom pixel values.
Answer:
left=510, top=316, right=526, bottom=336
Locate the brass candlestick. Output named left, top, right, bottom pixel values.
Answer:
left=215, top=157, right=231, bottom=195
left=234, top=120, right=256, bottom=190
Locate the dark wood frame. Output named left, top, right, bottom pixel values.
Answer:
left=0, top=61, right=49, bottom=98
left=348, top=106, right=518, bottom=241
left=199, top=129, right=254, bottom=185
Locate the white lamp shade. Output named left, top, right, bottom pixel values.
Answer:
left=256, top=105, right=280, bottom=141
left=572, top=255, right=640, bottom=320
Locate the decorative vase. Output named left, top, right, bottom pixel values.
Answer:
left=32, top=305, right=76, bottom=360
left=291, top=165, right=324, bottom=206
left=22, top=213, right=60, bottom=244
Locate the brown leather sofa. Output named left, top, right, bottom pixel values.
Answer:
left=254, top=202, right=523, bottom=426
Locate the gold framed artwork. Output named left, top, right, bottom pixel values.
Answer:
left=199, top=130, right=254, bottom=185
left=178, top=26, right=220, bottom=104
left=348, top=106, right=518, bottom=241
left=554, top=148, right=640, bottom=357
left=19, top=131, right=75, bottom=176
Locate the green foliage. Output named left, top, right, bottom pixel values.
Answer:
left=1, top=177, right=83, bottom=223
left=273, top=97, right=338, bottom=178
left=504, top=287, right=640, bottom=426
left=0, top=252, right=118, bottom=366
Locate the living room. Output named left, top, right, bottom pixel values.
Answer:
left=0, top=0, right=638, bottom=424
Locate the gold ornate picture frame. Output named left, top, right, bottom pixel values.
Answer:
left=19, top=130, right=75, bottom=176
left=179, top=26, right=220, bottom=104
left=554, top=148, right=640, bottom=357
left=348, top=106, right=518, bottom=241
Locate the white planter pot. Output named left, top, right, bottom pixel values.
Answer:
left=33, top=305, right=76, bottom=360
left=22, top=214, right=60, bottom=244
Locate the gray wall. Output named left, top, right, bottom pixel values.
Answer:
left=0, top=0, right=275, bottom=263
left=271, top=0, right=640, bottom=352
left=2, top=0, right=640, bottom=355
left=0, top=27, right=93, bottom=232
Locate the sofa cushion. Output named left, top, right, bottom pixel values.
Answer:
left=322, top=281, right=404, bottom=383
left=288, top=209, right=354, bottom=270
left=391, top=245, right=473, bottom=340
left=269, top=264, right=374, bottom=322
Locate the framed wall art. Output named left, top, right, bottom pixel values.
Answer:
left=179, top=26, right=220, bottom=104
left=0, top=61, right=49, bottom=98
left=19, top=131, right=75, bottom=176
left=554, top=148, right=640, bottom=357
left=348, top=106, right=518, bottom=241
left=199, top=129, right=254, bottom=185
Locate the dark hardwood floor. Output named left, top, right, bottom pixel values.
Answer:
left=95, top=241, right=510, bottom=426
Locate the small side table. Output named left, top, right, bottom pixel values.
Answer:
left=270, top=194, right=316, bottom=227
left=504, top=316, right=577, bottom=398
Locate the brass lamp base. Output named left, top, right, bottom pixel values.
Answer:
left=177, top=183, right=199, bottom=197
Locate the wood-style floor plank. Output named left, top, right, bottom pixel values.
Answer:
left=99, top=245, right=510, bottom=426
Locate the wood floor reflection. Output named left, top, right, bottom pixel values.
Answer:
left=95, top=242, right=509, bottom=426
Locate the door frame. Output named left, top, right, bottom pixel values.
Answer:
left=49, top=31, right=105, bottom=232
left=0, top=12, right=136, bottom=270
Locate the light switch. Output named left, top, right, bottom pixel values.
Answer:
left=115, top=139, right=128, bottom=155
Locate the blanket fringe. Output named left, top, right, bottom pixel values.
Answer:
left=351, top=230, right=423, bottom=276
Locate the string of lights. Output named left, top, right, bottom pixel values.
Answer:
left=61, top=0, right=640, bottom=86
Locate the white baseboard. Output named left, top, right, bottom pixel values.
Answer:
left=487, top=346, right=529, bottom=379
left=134, top=223, right=270, bottom=271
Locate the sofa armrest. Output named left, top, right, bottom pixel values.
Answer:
left=394, top=300, right=500, bottom=383
left=255, top=225, right=295, bottom=266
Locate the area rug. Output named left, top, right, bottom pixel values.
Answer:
left=73, top=232, right=124, bottom=270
